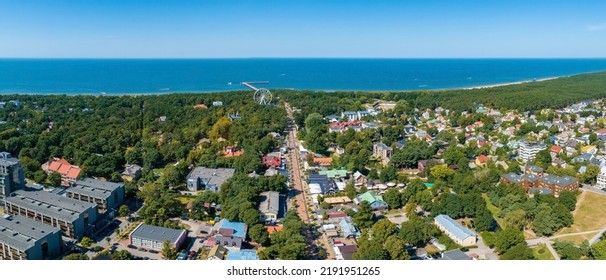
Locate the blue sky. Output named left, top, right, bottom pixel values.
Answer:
left=0, top=0, right=605, bottom=58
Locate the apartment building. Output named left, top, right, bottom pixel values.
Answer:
left=67, top=178, right=124, bottom=214
left=0, top=215, right=62, bottom=260
left=4, top=190, right=98, bottom=240
left=0, top=152, right=24, bottom=206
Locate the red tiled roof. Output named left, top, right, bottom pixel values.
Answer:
left=46, top=158, right=80, bottom=179
left=478, top=155, right=489, bottom=164
left=57, top=164, right=71, bottom=175
left=551, top=146, right=562, bottom=153
left=66, top=167, right=81, bottom=179
left=223, top=147, right=244, bottom=157
left=48, top=161, right=62, bottom=172
left=314, top=157, right=333, bottom=166
left=328, top=211, right=347, bottom=219
left=596, top=128, right=606, bottom=135
left=265, top=225, right=283, bottom=234
left=262, top=156, right=281, bottom=167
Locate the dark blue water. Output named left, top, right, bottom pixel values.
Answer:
left=1, top=59, right=606, bottom=94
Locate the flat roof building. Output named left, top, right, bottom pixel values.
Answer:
left=4, top=190, right=98, bottom=240
left=213, top=219, right=247, bottom=249
left=186, top=167, right=235, bottom=192
left=129, top=223, right=187, bottom=251
left=0, top=153, right=25, bottom=206
left=67, top=178, right=124, bottom=214
left=0, top=215, right=62, bottom=260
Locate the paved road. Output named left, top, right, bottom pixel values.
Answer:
left=467, top=234, right=498, bottom=260
left=284, top=103, right=334, bottom=260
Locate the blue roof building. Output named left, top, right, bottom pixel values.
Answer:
left=226, top=249, right=259, bottom=260
left=339, top=218, right=361, bottom=238
left=434, top=214, right=477, bottom=247
left=213, top=219, right=248, bottom=249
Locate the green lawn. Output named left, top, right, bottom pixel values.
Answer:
left=482, top=193, right=505, bottom=228
left=559, top=191, right=606, bottom=234
left=555, top=233, right=596, bottom=245
left=532, top=244, right=555, bottom=260
left=176, top=196, right=196, bottom=205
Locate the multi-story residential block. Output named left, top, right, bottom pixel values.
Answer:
left=4, top=190, right=98, bottom=239
left=0, top=152, right=24, bottom=206
left=186, top=167, right=235, bottom=192
left=66, top=178, right=125, bottom=214
left=372, top=142, right=393, bottom=165
left=0, top=215, right=62, bottom=260
left=500, top=167, right=579, bottom=197
left=518, top=140, right=547, bottom=162
left=129, top=223, right=187, bottom=251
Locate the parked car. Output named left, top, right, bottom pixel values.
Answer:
left=188, top=251, right=197, bottom=259
left=149, top=250, right=159, bottom=254
left=177, top=252, right=187, bottom=260
left=127, top=244, right=137, bottom=249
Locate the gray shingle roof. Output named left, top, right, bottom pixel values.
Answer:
left=187, top=167, right=235, bottom=187
left=130, top=224, right=186, bottom=244
left=434, top=214, right=477, bottom=241
left=258, top=191, right=279, bottom=216
left=440, top=249, right=472, bottom=260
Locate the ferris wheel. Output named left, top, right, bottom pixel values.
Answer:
left=241, top=81, right=272, bottom=105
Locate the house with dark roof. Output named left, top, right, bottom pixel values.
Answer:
left=129, top=223, right=187, bottom=250
left=121, top=164, right=142, bottom=181
left=308, top=173, right=337, bottom=194
left=439, top=249, right=472, bottom=260
left=336, top=245, right=358, bottom=260
left=258, top=191, right=280, bottom=222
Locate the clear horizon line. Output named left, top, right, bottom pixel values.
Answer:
left=2, top=57, right=606, bottom=60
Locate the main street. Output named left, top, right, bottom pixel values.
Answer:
left=284, top=102, right=334, bottom=259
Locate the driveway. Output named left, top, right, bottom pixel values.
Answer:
left=467, top=234, right=498, bottom=260
left=385, top=211, right=409, bottom=225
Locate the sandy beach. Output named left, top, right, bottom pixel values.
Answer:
left=465, top=76, right=563, bottom=90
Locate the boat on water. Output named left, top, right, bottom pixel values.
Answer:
left=227, top=82, right=232, bottom=85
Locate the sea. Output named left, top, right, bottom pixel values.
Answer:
left=1, top=58, right=606, bottom=95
